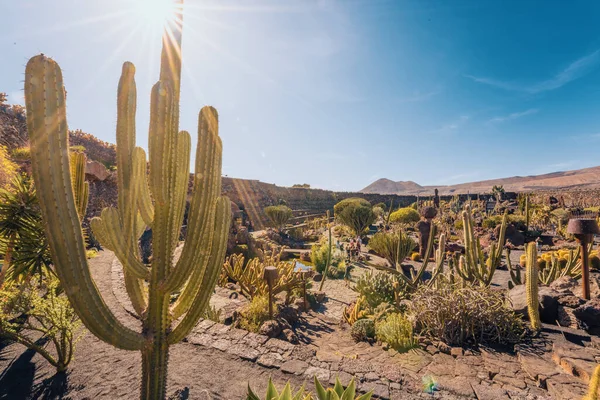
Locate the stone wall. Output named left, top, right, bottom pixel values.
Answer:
left=221, top=177, right=492, bottom=230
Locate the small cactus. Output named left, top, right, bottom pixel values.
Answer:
left=526, top=242, right=542, bottom=331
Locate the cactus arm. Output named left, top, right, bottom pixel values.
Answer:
left=169, top=205, right=217, bottom=320
left=171, top=130, right=191, bottom=245
left=94, top=208, right=148, bottom=279
left=70, top=151, right=88, bottom=220
left=507, top=249, right=522, bottom=286
left=25, top=55, right=143, bottom=350
left=133, top=147, right=154, bottom=226
left=163, top=107, right=221, bottom=292
left=116, top=62, right=137, bottom=214
left=168, top=196, right=231, bottom=344
left=90, top=217, right=114, bottom=251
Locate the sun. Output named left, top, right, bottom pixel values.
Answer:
left=134, top=0, right=179, bottom=27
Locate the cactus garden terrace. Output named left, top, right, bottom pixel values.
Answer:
left=5, top=1, right=600, bottom=399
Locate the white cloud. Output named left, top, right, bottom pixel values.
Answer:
left=488, top=108, right=539, bottom=123
left=465, top=49, right=600, bottom=94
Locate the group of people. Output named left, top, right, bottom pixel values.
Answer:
left=337, top=237, right=363, bottom=261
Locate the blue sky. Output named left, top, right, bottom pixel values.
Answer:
left=3, top=0, right=600, bottom=191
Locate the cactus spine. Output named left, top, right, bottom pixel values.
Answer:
left=526, top=242, right=542, bottom=331
left=24, top=2, right=232, bottom=398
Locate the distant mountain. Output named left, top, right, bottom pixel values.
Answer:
left=361, top=166, right=600, bottom=195
left=361, top=179, right=423, bottom=194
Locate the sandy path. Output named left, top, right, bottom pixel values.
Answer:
left=0, top=251, right=307, bottom=399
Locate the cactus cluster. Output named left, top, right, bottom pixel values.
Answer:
left=220, top=252, right=303, bottom=301
left=24, top=2, right=232, bottom=398
left=515, top=247, right=582, bottom=286
left=455, top=205, right=507, bottom=286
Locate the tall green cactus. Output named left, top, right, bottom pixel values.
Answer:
left=526, top=242, right=542, bottom=331
left=584, top=365, right=600, bottom=400
left=24, top=2, right=231, bottom=399
left=318, top=210, right=332, bottom=292
left=455, top=205, right=507, bottom=286
left=524, top=194, right=530, bottom=237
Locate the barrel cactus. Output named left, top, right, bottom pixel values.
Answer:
left=24, top=1, right=231, bottom=399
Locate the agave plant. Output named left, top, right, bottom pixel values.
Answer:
left=247, top=377, right=373, bottom=400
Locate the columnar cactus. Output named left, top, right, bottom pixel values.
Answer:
left=584, top=364, right=600, bottom=400
left=456, top=205, right=507, bottom=286
left=24, top=2, right=231, bottom=398
left=526, top=242, right=542, bottom=331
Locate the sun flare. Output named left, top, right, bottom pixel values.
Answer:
left=133, top=0, right=179, bottom=27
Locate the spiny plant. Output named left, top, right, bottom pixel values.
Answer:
left=584, top=364, right=600, bottom=400
left=25, top=2, right=232, bottom=398
left=0, top=276, right=82, bottom=372
left=247, top=376, right=373, bottom=400
left=526, top=242, right=542, bottom=331
left=247, top=378, right=310, bottom=400
left=455, top=205, right=507, bottom=286
left=368, top=229, right=416, bottom=269
left=264, top=205, right=293, bottom=231
left=375, top=312, right=417, bottom=352
left=221, top=252, right=303, bottom=301
left=318, top=210, right=332, bottom=291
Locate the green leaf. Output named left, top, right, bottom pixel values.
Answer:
left=247, top=383, right=261, bottom=400
left=292, top=384, right=306, bottom=400
left=266, top=378, right=279, bottom=400
left=328, top=390, right=340, bottom=400
left=333, top=377, right=344, bottom=396
left=356, top=391, right=373, bottom=400
left=340, top=378, right=356, bottom=400
left=280, top=383, right=293, bottom=400
left=314, top=375, right=328, bottom=400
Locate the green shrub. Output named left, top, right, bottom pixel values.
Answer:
left=454, top=219, right=464, bottom=231
left=372, top=206, right=384, bottom=219
left=351, top=318, right=375, bottom=342
left=375, top=312, right=416, bottom=352
left=389, top=207, right=420, bottom=224
left=239, top=295, right=272, bottom=333
left=354, top=271, right=396, bottom=308
left=368, top=230, right=416, bottom=267
left=0, top=145, right=18, bottom=189
left=311, top=239, right=344, bottom=277
left=409, top=282, right=524, bottom=346
left=264, top=205, right=293, bottom=230
left=334, top=198, right=375, bottom=235
left=11, top=147, right=31, bottom=161
left=0, top=276, right=82, bottom=372
left=371, top=302, right=396, bottom=323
